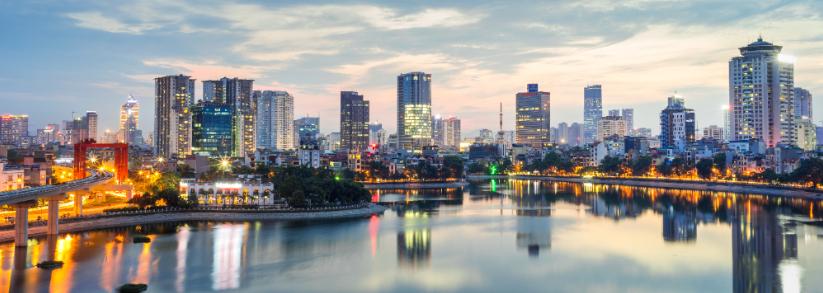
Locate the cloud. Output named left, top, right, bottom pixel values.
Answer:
left=142, top=58, right=267, bottom=81
left=64, top=11, right=160, bottom=34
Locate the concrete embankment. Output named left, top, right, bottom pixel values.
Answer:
left=362, top=181, right=468, bottom=189
left=467, top=175, right=823, bottom=200
left=0, top=204, right=387, bottom=243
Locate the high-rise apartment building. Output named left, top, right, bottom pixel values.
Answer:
left=85, top=111, right=97, bottom=142
left=796, top=118, right=817, bottom=151
left=397, top=72, right=432, bottom=150
left=597, top=115, right=627, bottom=142
left=368, top=123, right=386, bottom=147
left=0, top=114, right=28, bottom=146
left=204, top=77, right=255, bottom=157
left=793, top=87, right=812, bottom=120
left=583, top=85, right=603, bottom=144
left=119, top=95, right=142, bottom=144
left=256, top=90, right=294, bottom=150
left=729, top=37, right=795, bottom=147
left=154, top=74, right=195, bottom=159
left=192, top=101, right=233, bottom=157
left=660, top=95, right=696, bottom=150
left=516, top=84, right=551, bottom=148
left=295, top=117, right=320, bottom=146
left=340, top=91, right=370, bottom=152
left=622, top=108, right=634, bottom=132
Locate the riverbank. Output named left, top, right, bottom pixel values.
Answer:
left=362, top=181, right=468, bottom=189
left=467, top=174, right=823, bottom=200
left=0, top=204, right=387, bottom=243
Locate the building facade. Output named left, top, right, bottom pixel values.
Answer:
left=729, top=37, right=795, bottom=147
left=119, top=95, right=142, bottom=145
left=703, top=125, right=724, bottom=141
left=793, top=87, right=812, bottom=120
left=597, top=115, right=627, bottom=142
left=583, top=85, right=603, bottom=144
left=660, top=95, right=696, bottom=150
left=295, top=117, right=320, bottom=146
left=204, top=78, right=255, bottom=157
left=397, top=72, right=432, bottom=151
left=192, top=101, right=233, bottom=157
left=155, top=74, right=195, bottom=159
left=0, top=114, right=29, bottom=146
left=516, top=84, right=551, bottom=148
left=622, top=108, right=634, bottom=132
left=256, top=90, right=295, bottom=151
left=340, top=91, right=370, bottom=152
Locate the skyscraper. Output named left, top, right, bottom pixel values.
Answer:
left=192, top=101, right=233, bottom=157
left=119, top=95, right=142, bottom=144
left=204, top=77, right=255, bottom=157
left=583, top=85, right=603, bottom=144
left=621, top=108, right=634, bottom=132
left=441, top=116, right=461, bottom=150
left=722, top=104, right=732, bottom=142
left=340, top=91, right=370, bottom=152
left=368, top=123, right=386, bottom=147
left=729, top=37, right=795, bottom=147
left=432, top=115, right=444, bottom=146
left=516, top=84, right=551, bottom=148
left=85, top=111, right=97, bottom=142
left=793, top=87, right=812, bottom=120
left=660, top=95, right=696, bottom=150
left=397, top=72, right=432, bottom=151
left=154, top=74, right=195, bottom=159
left=608, top=109, right=620, bottom=117
left=294, top=117, right=320, bottom=146
left=256, top=90, right=294, bottom=151
left=0, top=114, right=28, bottom=146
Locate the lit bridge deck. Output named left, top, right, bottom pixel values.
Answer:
left=0, top=172, right=113, bottom=205
left=1, top=171, right=114, bottom=247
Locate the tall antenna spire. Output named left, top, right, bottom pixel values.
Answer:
left=499, top=102, right=503, bottom=133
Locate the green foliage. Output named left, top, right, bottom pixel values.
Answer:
left=270, top=166, right=370, bottom=208
left=599, top=156, right=623, bottom=175
left=789, top=158, right=823, bottom=185
left=696, top=158, right=714, bottom=179
left=713, top=153, right=727, bottom=173
left=442, top=156, right=465, bottom=179
left=467, top=162, right=487, bottom=174
left=631, top=156, right=653, bottom=176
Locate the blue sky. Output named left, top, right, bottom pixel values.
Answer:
left=1, top=0, right=822, bottom=136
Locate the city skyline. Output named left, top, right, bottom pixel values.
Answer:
left=3, top=1, right=823, bottom=136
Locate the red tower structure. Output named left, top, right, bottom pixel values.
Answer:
left=73, top=142, right=129, bottom=182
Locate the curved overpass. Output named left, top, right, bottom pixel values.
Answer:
left=0, top=171, right=114, bottom=247
left=0, top=171, right=114, bottom=205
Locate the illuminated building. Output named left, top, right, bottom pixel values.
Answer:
left=622, top=108, right=634, bottom=132
left=796, top=118, right=817, bottom=151
left=583, top=84, right=603, bottom=144
left=0, top=162, right=25, bottom=191
left=442, top=116, right=461, bottom=150
left=516, top=83, right=551, bottom=148
left=192, top=101, right=233, bottom=157
left=659, top=95, right=695, bottom=150
left=596, top=115, right=627, bottom=142
left=397, top=72, right=432, bottom=150
left=0, top=114, right=29, bottom=146
left=85, top=111, right=97, bottom=142
left=154, top=74, right=195, bottom=159
left=729, top=37, right=796, bottom=147
left=119, top=95, right=142, bottom=144
left=368, top=123, right=385, bottom=146
left=256, top=90, right=294, bottom=151
left=179, top=176, right=275, bottom=206
left=204, top=78, right=255, bottom=157
left=295, top=117, right=320, bottom=146
left=340, top=91, right=370, bottom=152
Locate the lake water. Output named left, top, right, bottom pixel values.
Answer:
left=3, top=179, right=823, bottom=292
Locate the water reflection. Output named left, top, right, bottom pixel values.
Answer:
left=2, top=180, right=823, bottom=292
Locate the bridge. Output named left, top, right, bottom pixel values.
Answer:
left=0, top=171, right=114, bottom=247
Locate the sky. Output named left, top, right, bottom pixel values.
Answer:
left=1, top=0, right=823, bottom=137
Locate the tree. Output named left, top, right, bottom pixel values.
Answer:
left=632, top=156, right=653, bottom=176
left=599, top=156, right=623, bottom=175
left=789, top=158, right=823, bottom=185
left=696, top=158, right=714, bottom=179
left=713, top=153, right=727, bottom=174
left=442, top=156, right=464, bottom=179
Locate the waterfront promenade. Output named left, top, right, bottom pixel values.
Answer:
left=362, top=181, right=468, bottom=189
left=468, top=175, right=823, bottom=199
left=0, top=204, right=387, bottom=243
